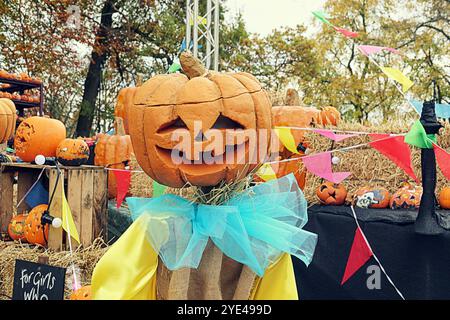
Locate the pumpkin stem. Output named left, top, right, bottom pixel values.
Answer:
left=180, top=51, right=207, bottom=79
left=115, top=117, right=126, bottom=136
left=285, top=89, right=302, bottom=106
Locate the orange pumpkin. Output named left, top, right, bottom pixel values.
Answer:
left=114, top=87, right=137, bottom=135
left=320, top=106, right=341, bottom=126
left=69, top=285, right=92, bottom=300
left=8, top=214, right=28, bottom=241
left=316, top=181, right=347, bottom=205
left=0, top=98, right=16, bottom=143
left=390, top=184, right=422, bottom=209
left=129, top=52, right=272, bottom=188
left=23, top=204, right=49, bottom=246
left=56, top=138, right=90, bottom=166
left=438, top=187, right=450, bottom=209
left=14, top=116, right=66, bottom=162
left=353, top=186, right=391, bottom=209
left=94, top=117, right=133, bottom=198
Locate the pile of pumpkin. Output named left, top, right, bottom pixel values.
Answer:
left=0, top=70, right=42, bottom=84
left=0, top=90, right=41, bottom=103
left=316, top=181, right=450, bottom=210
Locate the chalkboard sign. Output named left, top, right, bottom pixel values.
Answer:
left=12, top=259, right=66, bottom=300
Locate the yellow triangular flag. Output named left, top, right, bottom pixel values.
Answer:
left=274, top=127, right=299, bottom=154
left=189, top=16, right=207, bottom=26
left=256, top=163, right=277, bottom=181
left=62, top=187, right=80, bottom=244
left=380, top=67, right=414, bottom=93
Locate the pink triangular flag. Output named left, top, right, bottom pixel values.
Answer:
left=357, top=45, right=399, bottom=56
left=434, top=144, right=450, bottom=180
left=333, top=26, right=359, bottom=38
left=341, top=227, right=373, bottom=285
left=302, top=151, right=352, bottom=184
left=113, top=170, right=131, bottom=208
left=313, top=129, right=360, bottom=142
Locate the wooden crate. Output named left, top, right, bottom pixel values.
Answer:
left=0, top=163, right=108, bottom=250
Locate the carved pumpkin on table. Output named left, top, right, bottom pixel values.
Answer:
left=56, top=138, right=90, bottom=166
left=114, top=87, right=137, bottom=135
left=0, top=98, right=16, bottom=144
left=390, top=183, right=422, bottom=209
left=439, top=187, right=450, bottom=209
left=70, top=285, right=92, bottom=300
left=353, top=186, right=391, bottom=209
left=128, top=51, right=272, bottom=188
left=23, top=204, right=49, bottom=246
left=94, top=117, right=134, bottom=198
left=14, top=116, right=66, bottom=162
left=316, top=181, right=347, bottom=205
left=8, top=214, right=28, bottom=241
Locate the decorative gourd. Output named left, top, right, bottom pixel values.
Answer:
left=320, top=106, right=341, bottom=126
left=439, top=187, right=450, bottom=209
left=390, top=183, right=422, bottom=209
left=69, top=285, right=92, bottom=300
left=353, top=186, right=391, bottom=209
left=128, top=51, right=272, bottom=188
left=316, top=181, right=347, bottom=205
left=14, top=116, right=66, bottom=162
left=0, top=98, right=16, bottom=144
left=23, top=204, right=49, bottom=246
left=94, top=117, right=133, bottom=198
left=8, top=214, right=28, bottom=241
left=56, top=138, right=90, bottom=166
left=114, top=87, right=137, bottom=135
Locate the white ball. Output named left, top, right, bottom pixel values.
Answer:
left=35, top=154, right=46, bottom=165
left=304, top=148, right=311, bottom=155
left=52, top=217, right=62, bottom=229
left=332, top=156, right=340, bottom=165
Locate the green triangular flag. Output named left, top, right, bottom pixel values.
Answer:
left=152, top=180, right=167, bottom=198
left=405, top=120, right=436, bottom=149
left=312, top=11, right=333, bottom=26
left=168, top=62, right=181, bottom=74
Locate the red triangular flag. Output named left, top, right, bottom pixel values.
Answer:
left=434, top=144, right=450, bottom=180
left=113, top=170, right=131, bottom=208
left=369, top=134, right=419, bottom=183
left=341, top=227, right=373, bottom=285
left=333, top=26, right=359, bottom=38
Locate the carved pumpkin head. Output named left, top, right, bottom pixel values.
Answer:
left=23, top=204, right=49, bottom=246
left=129, top=52, right=272, bottom=188
left=438, top=187, right=450, bottom=209
left=94, top=117, right=134, bottom=198
left=390, top=184, right=422, bottom=209
left=8, top=214, right=28, bottom=241
left=56, top=138, right=90, bottom=166
left=114, top=87, right=137, bottom=135
left=316, top=181, right=347, bottom=205
left=0, top=98, right=16, bottom=144
left=353, top=186, right=391, bottom=209
left=69, top=285, right=92, bottom=300
left=14, top=116, right=66, bottom=162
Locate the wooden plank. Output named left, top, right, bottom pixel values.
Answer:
left=17, top=170, right=39, bottom=213
left=0, top=170, right=15, bottom=234
left=47, top=168, right=64, bottom=251
left=80, top=169, right=94, bottom=247
left=93, top=169, right=108, bottom=241
left=67, top=170, right=83, bottom=250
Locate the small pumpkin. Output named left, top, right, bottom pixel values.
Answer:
left=69, top=285, right=92, bottom=300
left=56, top=138, right=90, bottom=166
left=316, top=181, right=347, bottom=205
left=94, top=117, right=133, bottom=198
left=353, top=186, right=391, bottom=209
left=320, top=106, right=341, bottom=126
left=438, top=187, right=450, bottom=209
left=0, top=98, right=16, bottom=144
left=390, top=183, right=422, bottom=209
left=8, top=214, right=28, bottom=241
left=23, top=204, right=49, bottom=246
left=114, top=87, right=137, bottom=135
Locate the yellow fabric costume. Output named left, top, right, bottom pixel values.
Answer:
left=92, top=216, right=298, bottom=300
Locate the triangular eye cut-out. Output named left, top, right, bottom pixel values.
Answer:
left=157, top=118, right=188, bottom=133
left=212, top=115, right=245, bottom=130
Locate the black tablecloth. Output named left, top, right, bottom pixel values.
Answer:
left=293, top=205, right=450, bottom=299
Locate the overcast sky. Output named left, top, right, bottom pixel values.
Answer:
left=225, top=0, right=327, bottom=35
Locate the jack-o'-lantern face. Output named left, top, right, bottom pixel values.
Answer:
left=8, top=214, right=27, bottom=241
left=390, top=184, right=422, bottom=209
left=23, top=204, right=49, bottom=246
left=70, top=285, right=92, bottom=300
left=316, top=181, right=347, bottom=205
left=129, top=53, right=272, bottom=188
left=56, top=138, right=90, bottom=166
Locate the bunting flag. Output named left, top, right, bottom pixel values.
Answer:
left=113, top=170, right=132, bottom=208
left=180, top=39, right=203, bottom=52
left=313, top=129, right=360, bottom=142
left=301, top=151, right=352, bottom=184
left=369, top=134, right=419, bottom=183
left=312, top=11, right=358, bottom=38
left=274, top=127, right=299, bottom=154
left=341, top=226, right=373, bottom=285
left=405, top=120, right=435, bottom=149
left=380, top=67, right=414, bottom=93
left=332, top=26, right=359, bottom=38
left=61, top=187, right=80, bottom=244
left=256, top=163, right=278, bottom=182
left=433, top=144, right=450, bottom=180
left=189, top=16, right=207, bottom=26
left=152, top=180, right=167, bottom=198
left=410, top=100, right=450, bottom=119
left=168, top=61, right=181, bottom=74
left=357, top=45, right=399, bottom=56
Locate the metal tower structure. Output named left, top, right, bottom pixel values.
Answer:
left=186, top=0, right=220, bottom=71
